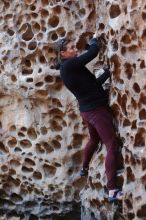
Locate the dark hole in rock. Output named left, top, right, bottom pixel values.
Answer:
left=51, top=32, right=58, bottom=41
left=0, top=142, right=8, bottom=153
left=11, top=193, right=23, bottom=203
left=20, top=139, right=32, bottom=148
left=28, top=41, right=37, bottom=50
left=30, top=5, right=36, bottom=11
left=22, top=68, right=33, bottom=75
left=7, top=29, right=15, bottom=36
left=24, top=158, right=35, bottom=166
left=35, top=81, right=44, bottom=87
left=124, top=62, right=133, bottom=79
left=140, top=60, right=145, bottom=68
left=41, top=0, right=49, bottom=6
left=121, top=34, right=131, bottom=44
left=26, top=78, right=33, bottom=82
left=32, top=22, right=40, bottom=33
left=109, top=4, right=121, bottom=18
left=133, top=82, right=140, bottom=93
left=27, top=127, right=37, bottom=139
left=42, top=142, right=53, bottom=153
left=137, top=204, right=146, bottom=217
left=33, top=171, right=42, bottom=180
left=43, top=163, right=56, bottom=177
left=139, top=109, right=146, bottom=120
left=22, top=166, right=33, bottom=173
left=48, top=15, right=59, bottom=27
left=53, top=5, right=61, bottom=14
left=126, top=166, right=135, bottom=183
left=11, top=74, right=17, bottom=82
left=22, top=24, right=34, bottom=41
left=8, top=137, right=17, bottom=147
left=134, top=128, right=145, bottom=147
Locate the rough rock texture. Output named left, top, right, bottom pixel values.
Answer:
left=0, top=0, right=145, bottom=219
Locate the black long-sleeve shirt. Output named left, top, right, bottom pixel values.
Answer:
left=60, top=38, right=110, bottom=112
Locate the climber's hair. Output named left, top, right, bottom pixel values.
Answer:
left=54, top=38, right=72, bottom=70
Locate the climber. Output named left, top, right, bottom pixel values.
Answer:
left=54, top=32, right=123, bottom=202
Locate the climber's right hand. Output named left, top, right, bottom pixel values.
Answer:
left=89, top=36, right=102, bottom=51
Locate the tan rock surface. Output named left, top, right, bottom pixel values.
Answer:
left=0, top=0, right=145, bottom=219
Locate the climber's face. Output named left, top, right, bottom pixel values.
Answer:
left=60, top=41, right=78, bottom=59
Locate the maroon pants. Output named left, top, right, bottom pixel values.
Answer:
left=81, top=106, right=120, bottom=190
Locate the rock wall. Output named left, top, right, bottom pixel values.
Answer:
left=80, top=0, right=146, bottom=220
left=0, top=0, right=145, bottom=219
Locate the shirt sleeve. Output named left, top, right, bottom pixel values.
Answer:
left=76, top=38, right=101, bottom=66
left=96, top=69, right=111, bottom=85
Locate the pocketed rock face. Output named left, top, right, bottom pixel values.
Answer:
left=0, top=0, right=95, bottom=218
left=80, top=0, right=146, bottom=220
left=0, top=0, right=145, bottom=219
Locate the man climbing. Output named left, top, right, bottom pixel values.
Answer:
left=54, top=32, right=123, bottom=202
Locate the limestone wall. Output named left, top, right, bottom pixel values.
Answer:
left=0, top=0, right=146, bottom=219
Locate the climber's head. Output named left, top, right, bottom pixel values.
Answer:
left=54, top=38, right=78, bottom=69
left=59, top=38, right=78, bottom=59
